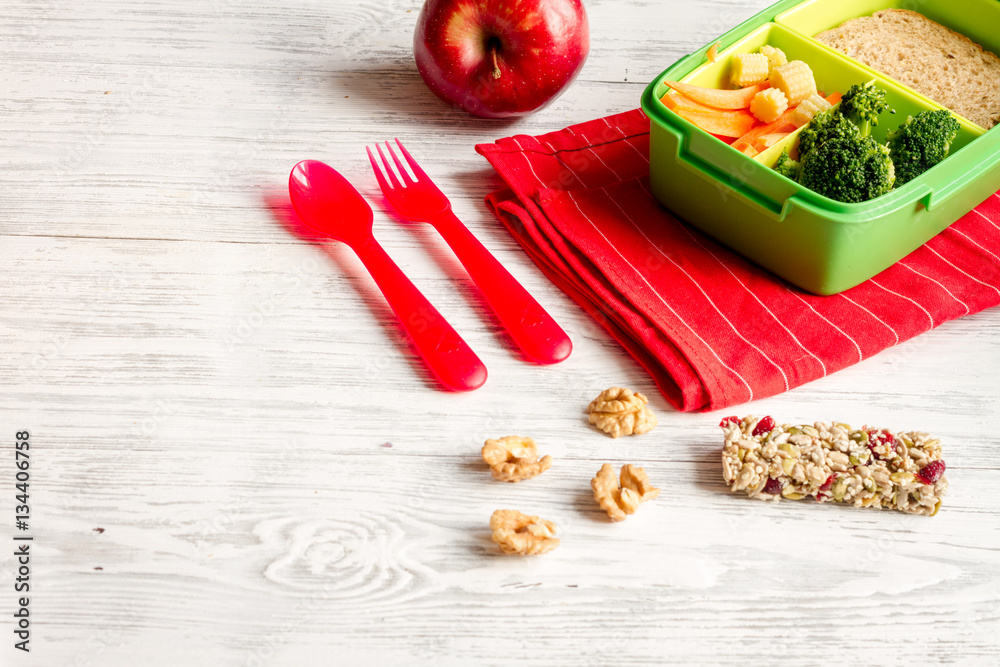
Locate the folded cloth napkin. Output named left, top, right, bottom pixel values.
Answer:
left=475, top=109, right=1000, bottom=412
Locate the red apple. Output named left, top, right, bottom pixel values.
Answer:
left=413, top=0, right=589, bottom=119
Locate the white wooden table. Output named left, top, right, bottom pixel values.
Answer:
left=3, top=0, right=1000, bottom=664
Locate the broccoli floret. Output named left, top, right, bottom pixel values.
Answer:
left=795, top=82, right=892, bottom=161
left=839, top=82, right=891, bottom=137
left=796, top=108, right=861, bottom=160
left=773, top=149, right=801, bottom=180
left=791, top=82, right=897, bottom=202
left=886, top=109, right=961, bottom=185
left=798, top=136, right=895, bottom=203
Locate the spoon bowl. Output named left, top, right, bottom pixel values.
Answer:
left=289, top=160, right=373, bottom=246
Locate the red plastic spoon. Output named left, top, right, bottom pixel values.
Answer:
left=289, top=159, right=487, bottom=392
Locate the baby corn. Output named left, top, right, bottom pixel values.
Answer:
left=790, top=93, right=833, bottom=127
left=750, top=88, right=789, bottom=123
left=730, top=52, right=769, bottom=87
left=769, top=60, right=817, bottom=106
left=759, top=45, right=788, bottom=71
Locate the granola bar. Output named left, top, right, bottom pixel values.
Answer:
left=720, top=415, right=948, bottom=516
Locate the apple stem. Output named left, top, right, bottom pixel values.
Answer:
left=490, top=43, right=501, bottom=80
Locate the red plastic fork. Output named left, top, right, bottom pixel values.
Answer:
left=367, top=139, right=572, bottom=365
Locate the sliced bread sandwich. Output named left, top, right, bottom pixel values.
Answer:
left=815, top=9, right=1000, bottom=128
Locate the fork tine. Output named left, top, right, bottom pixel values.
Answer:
left=394, top=138, right=430, bottom=181
left=375, top=143, right=402, bottom=190
left=384, top=141, right=414, bottom=185
left=366, top=146, right=393, bottom=193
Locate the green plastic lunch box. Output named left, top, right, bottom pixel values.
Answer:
left=641, top=0, right=1000, bottom=295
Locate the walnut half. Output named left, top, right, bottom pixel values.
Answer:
left=490, top=510, right=560, bottom=555
left=587, top=387, right=657, bottom=438
left=591, top=463, right=661, bottom=521
left=482, top=436, right=552, bottom=482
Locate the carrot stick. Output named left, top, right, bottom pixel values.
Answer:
left=661, top=91, right=726, bottom=114
left=732, top=108, right=797, bottom=151
left=663, top=81, right=765, bottom=110
left=754, top=131, right=793, bottom=150
left=671, top=106, right=757, bottom=137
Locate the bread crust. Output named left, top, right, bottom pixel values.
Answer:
left=815, top=9, right=1000, bottom=128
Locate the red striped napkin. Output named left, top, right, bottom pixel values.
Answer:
left=475, top=109, right=1000, bottom=412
